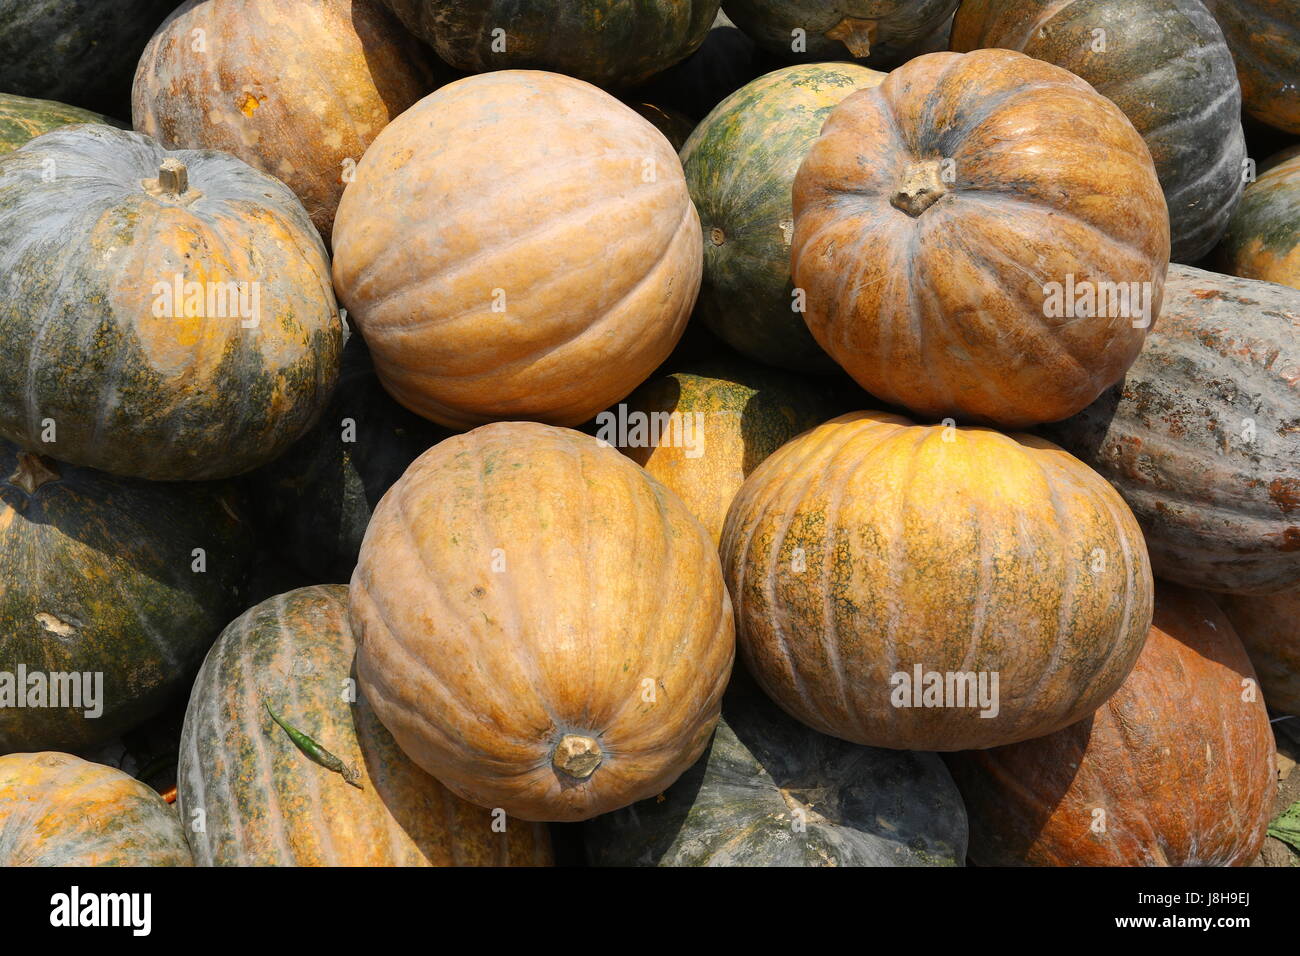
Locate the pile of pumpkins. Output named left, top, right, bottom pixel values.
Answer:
left=0, top=0, right=1297, bottom=868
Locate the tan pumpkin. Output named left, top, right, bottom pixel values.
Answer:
left=720, top=411, right=1154, bottom=751
left=791, top=49, right=1169, bottom=428
left=333, top=70, right=702, bottom=430
left=1218, top=590, right=1300, bottom=716
left=133, top=0, right=438, bottom=243
left=351, top=422, right=734, bottom=821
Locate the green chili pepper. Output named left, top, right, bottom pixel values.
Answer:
left=264, top=700, right=363, bottom=790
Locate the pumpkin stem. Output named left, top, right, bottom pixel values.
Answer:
left=8, top=451, right=59, bottom=494
left=825, top=17, right=877, bottom=59
left=891, top=161, right=948, bottom=218
left=142, top=158, right=202, bottom=204
left=552, top=734, right=602, bottom=779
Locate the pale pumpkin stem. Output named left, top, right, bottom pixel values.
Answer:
left=891, top=161, right=948, bottom=217
left=825, top=17, right=877, bottom=58
left=8, top=451, right=60, bottom=494
left=552, top=734, right=602, bottom=779
left=142, top=158, right=201, bottom=203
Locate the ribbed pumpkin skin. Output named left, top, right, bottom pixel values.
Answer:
left=791, top=50, right=1169, bottom=428
left=585, top=680, right=968, bottom=866
left=722, top=0, right=960, bottom=66
left=180, top=586, right=553, bottom=866
left=950, top=0, right=1246, bottom=264
left=351, top=422, right=735, bottom=821
left=0, top=753, right=192, bottom=866
left=1218, top=590, right=1300, bottom=716
left=379, top=0, right=719, bottom=87
left=720, top=412, right=1154, bottom=752
left=683, top=63, right=886, bottom=372
left=0, top=441, right=253, bottom=754
left=1217, top=152, right=1300, bottom=290
left=947, top=586, right=1276, bottom=866
left=132, top=0, right=438, bottom=243
left=615, top=358, right=840, bottom=545
left=0, top=125, right=342, bottom=481
left=333, top=71, right=701, bottom=430
left=1042, top=265, right=1300, bottom=596
left=0, top=93, right=122, bottom=155
left=1204, top=0, right=1300, bottom=134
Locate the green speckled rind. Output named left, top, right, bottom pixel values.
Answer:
left=584, top=678, right=968, bottom=866
left=0, top=752, right=192, bottom=866
left=1218, top=152, right=1300, bottom=290
left=0, top=440, right=254, bottom=753
left=682, top=63, right=885, bottom=372
left=0, top=92, right=123, bottom=155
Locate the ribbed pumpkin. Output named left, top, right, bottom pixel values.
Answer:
left=333, top=71, right=701, bottom=430
left=0, top=753, right=192, bottom=866
left=1042, top=265, right=1300, bottom=595
left=1204, top=0, right=1300, bottom=134
left=950, top=0, right=1246, bottom=264
left=791, top=50, right=1169, bottom=428
left=379, top=0, right=720, bottom=88
left=0, top=125, right=342, bottom=481
left=0, top=92, right=122, bottom=155
left=1218, top=590, right=1300, bottom=716
left=133, top=0, right=439, bottom=243
left=720, top=411, right=1154, bottom=752
left=1217, top=151, right=1299, bottom=290
left=947, top=585, right=1276, bottom=866
left=180, top=586, right=553, bottom=866
left=585, top=677, right=968, bottom=866
left=0, top=441, right=253, bottom=754
left=247, top=338, right=448, bottom=584
left=682, top=63, right=886, bottom=371
left=612, top=357, right=840, bottom=544
left=722, top=0, right=960, bottom=67
left=351, top=422, right=735, bottom=821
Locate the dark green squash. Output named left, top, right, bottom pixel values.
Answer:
left=1204, top=0, right=1300, bottom=134
left=0, top=440, right=253, bottom=754
left=951, top=0, right=1247, bottom=264
left=0, top=92, right=122, bottom=156
left=379, top=0, right=721, bottom=88
left=1217, top=150, right=1299, bottom=290
left=584, top=677, right=968, bottom=866
left=246, top=337, right=448, bottom=584
left=682, top=63, right=886, bottom=371
left=1042, top=265, right=1300, bottom=596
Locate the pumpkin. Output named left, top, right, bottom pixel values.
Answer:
left=791, top=50, right=1169, bottom=428
left=683, top=63, right=886, bottom=372
left=351, top=422, right=735, bottom=821
left=584, top=676, right=969, bottom=866
left=247, top=338, right=448, bottom=584
left=378, top=0, right=720, bottom=88
left=0, top=441, right=253, bottom=754
left=132, top=0, right=439, bottom=244
left=0, top=124, right=342, bottom=481
left=722, top=0, right=961, bottom=67
left=1218, top=590, right=1300, bottom=716
left=1217, top=151, right=1299, bottom=290
left=180, top=586, right=553, bottom=866
left=0, top=752, right=192, bottom=866
left=628, top=102, right=697, bottom=151
left=332, top=71, right=701, bottom=430
left=1204, top=0, right=1300, bottom=134
left=946, top=585, right=1276, bottom=866
left=0, top=92, right=122, bottom=155
left=611, top=357, right=841, bottom=544
left=0, top=0, right=175, bottom=114
left=720, top=411, right=1154, bottom=752
left=950, top=0, right=1247, bottom=264
left=1041, top=265, right=1300, bottom=596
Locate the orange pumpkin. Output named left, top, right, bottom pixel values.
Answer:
left=1219, top=590, right=1300, bottom=717
left=791, top=49, right=1169, bottom=428
left=720, top=411, right=1154, bottom=751
left=351, top=422, right=734, bottom=821
left=332, top=71, right=702, bottom=430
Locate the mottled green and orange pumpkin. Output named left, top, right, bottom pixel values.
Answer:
left=950, top=0, right=1246, bottom=264
left=0, top=752, right=192, bottom=866
left=1218, top=590, right=1300, bottom=716
left=0, top=125, right=342, bottom=480
left=0, top=92, right=122, bottom=155
left=947, top=585, right=1276, bottom=866
left=180, top=586, right=553, bottom=866
left=1204, top=0, right=1300, bottom=134
left=721, top=411, right=1154, bottom=752
left=1217, top=151, right=1299, bottom=290
left=351, top=422, right=735, bottom=822
left=682, top=63, right=886, bottom=371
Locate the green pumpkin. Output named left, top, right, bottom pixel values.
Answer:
left=584, top=678, right=969, bottom=866
left=682, top=63, right=886, bottom=371
left=1217, top=151, right=1299, bottom=290
left=0, top=92, right=123, bottom=156
left=379, top=0, right=720, bottom=88
left=0, top=441, right=253, bottom=754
